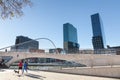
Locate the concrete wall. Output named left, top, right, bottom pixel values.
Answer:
left=46, top=67, right=120, bottom=78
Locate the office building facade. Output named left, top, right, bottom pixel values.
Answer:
left=63, top=23, right=79, bottom=53
left=107, top=45, right=120, bottom=55
left=91, top=13, right=106, bottom=51
left=11, top=36, right=39, bottom=51
left=49, top=48, right=63, bottom=53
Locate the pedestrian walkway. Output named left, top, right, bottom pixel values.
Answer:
left=0, top=69, right=119, bottom=80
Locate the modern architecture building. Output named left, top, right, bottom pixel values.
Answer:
left=11, top=36, right=39, bottom=52
left=63, top=23, right=79, bottom=53
left=91, top=13, right=106, bottom=51
left=49, top=48, right=63, bottom=53
left=79, top=49, right=94, bottom=54
left=107, top=45, right=120, bottom=55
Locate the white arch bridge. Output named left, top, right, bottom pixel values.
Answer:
left=0, top=52, right=120, bottom=67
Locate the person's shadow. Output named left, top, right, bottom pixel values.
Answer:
left=25, top=73, right=46, bottom=80
left=0, top=69, right=5, bottom=72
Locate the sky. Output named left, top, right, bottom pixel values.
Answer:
left=0, top=0, right=120, bottom=50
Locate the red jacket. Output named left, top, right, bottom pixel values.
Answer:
left=18, top=62, right=23, bottom=67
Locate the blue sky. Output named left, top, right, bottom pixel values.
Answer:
left=0, top=0, right=120, bottom=49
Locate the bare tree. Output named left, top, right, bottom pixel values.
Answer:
left=0, top=0, right=32, bottom=19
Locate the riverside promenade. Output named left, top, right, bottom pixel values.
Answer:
left=0, top=69, right=119, bottom=80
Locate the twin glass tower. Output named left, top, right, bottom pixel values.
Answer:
left=63, top=13, right=106, bottom=54
left=63, top=23, right=79, bottom=53
left=91, top=13, right=106, bottom=50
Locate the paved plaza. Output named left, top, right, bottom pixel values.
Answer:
left=0, top=69, right=119, bottom=80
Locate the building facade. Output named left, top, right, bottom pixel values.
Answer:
left=107, top=45, right=120, bottom=55
left=49, top=48, right=63, bottom=53
left=63, top=23, right=79, bottom=53
left=91, top=13, right=106, bottom=51
left=11, top=36, right=39, bottom=52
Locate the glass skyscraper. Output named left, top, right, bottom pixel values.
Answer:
left=63, top=23, right=79, bottom=53
left=11, top=36, right=39, bottom=51
left=91, top=13, right=106, bottom=50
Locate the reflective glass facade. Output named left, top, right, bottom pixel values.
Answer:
left=11, top=36, right=39, bottom=51
left=91, top=13, right=106, bottom=50
left=63, top=23, right=79, bottom=53
left=63, top=23, right=78, bottom=43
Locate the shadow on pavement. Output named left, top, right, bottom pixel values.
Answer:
left=0, top=69, right=5, bottom=72
left=25, top=73, right=46, bottom=80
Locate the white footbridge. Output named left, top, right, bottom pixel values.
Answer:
left=0, top=52, right=120, bottom=67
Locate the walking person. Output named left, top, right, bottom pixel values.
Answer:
left=22, top=61, right=28, bottom=74
left=18, top=60, right=23, bottom=74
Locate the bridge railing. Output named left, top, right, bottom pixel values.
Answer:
left=0, top=48, right=56, bottom=53
left=0, top=44, right=119, bottom=55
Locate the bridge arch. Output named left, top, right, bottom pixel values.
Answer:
left=5, top=53, right=79, bottom=67
left=0, top=37, right=58, bottom=53
left=9, top=56, right=69, bottom=66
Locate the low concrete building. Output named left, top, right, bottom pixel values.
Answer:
left=107, top=45, right=120, bottom=55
